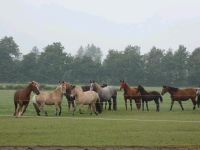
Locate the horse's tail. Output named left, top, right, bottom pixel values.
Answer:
left=95, top=94, right=102, bottom=114
left=159, top=95, right=163, bottom=103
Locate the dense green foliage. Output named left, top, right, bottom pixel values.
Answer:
left=0, top=89, right=200, bottom=147
left=1, top=36, right=200, bottom=86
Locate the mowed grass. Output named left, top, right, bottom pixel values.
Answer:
left=0, top=87, right=200, bottom=147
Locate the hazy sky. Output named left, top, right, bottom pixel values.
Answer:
left=0, top=0, right=200, bottom=56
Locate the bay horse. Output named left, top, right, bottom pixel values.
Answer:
left=90, top=81, right=117, bottom=112
left=32, top=81, right=71, bottom=116
left=14, top=81, right=40, bottom=117
left=161, top=85, right=197, bottom=111
left=120, top=80, right=141, bottom=111
left=137, top=85, right=163, bottom=112
left=65, top=84, right=107, bottom=111
left=70, top=85, right=100, bottom=115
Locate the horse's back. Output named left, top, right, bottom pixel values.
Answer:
left=178, top=88, right=196, bottom=96
left=100, top=86, right=117, bottom=99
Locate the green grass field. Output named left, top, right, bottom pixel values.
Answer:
left=0, top=87, right=200, bottom=147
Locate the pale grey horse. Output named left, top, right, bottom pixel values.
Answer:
left=90, top=81, right=117, bottom=113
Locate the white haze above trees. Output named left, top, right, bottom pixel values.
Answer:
left=0, top=0, right=199, bottom=56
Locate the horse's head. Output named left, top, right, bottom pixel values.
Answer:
left=120, top=80, right=126, bottom=90
left=29, top=81, right=40, bottom=95
left=161, top=86, right=168, bottom=95
left=58, top=81, right=72, bottom=94
left=90, top=80, right=97, bottom=91
left=137, top=85, right=144, bottom=92
left=70, top=85, right=77, bottom=97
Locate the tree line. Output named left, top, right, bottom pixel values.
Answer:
left=0, top=36, right=200, bottom=86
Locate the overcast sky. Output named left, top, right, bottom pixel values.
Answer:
left=0, top=0, right=200, bottom=56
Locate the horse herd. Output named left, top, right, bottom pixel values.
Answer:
left=13, top=80, right=200, bottom=117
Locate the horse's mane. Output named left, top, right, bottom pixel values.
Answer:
left=164, top=85, right=178, bottom=92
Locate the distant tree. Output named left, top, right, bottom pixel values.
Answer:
left=161, top=49, right=176, bottom=85
left=84, top=44, right=102, bottom=63
left=188, top=47, right=200, bottom=85
left=18, top=47, right=40, bottom=82
left=144, top=46, right=164, bottom=85
left=76, top=46, right=84, bottom=59
left=37, top=42, right=68, bottom=83
left=0, top=36, right=21, bottom=82
left=173, top=45, right=189, bottom=86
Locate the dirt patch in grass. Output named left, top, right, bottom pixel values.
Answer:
left=0, top=147, right=200, bottom=150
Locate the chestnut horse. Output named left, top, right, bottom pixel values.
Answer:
left=32, top=81, right=71, bottom=116
left=14, top=81, right=40, bottom=117
left=161, top=85, right=197, bottom=111
left=137, top=85, right=162, bottom=112
left=120, top=80, right=141, bottom=111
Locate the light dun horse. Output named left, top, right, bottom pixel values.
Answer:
left=70, top=85, right=100, bottom=115
left=90, top=81, right=117, bottom=112
left=14, top=81, right=40, bottom=117
left=161, top=85, right=197, bottom=111
left=32, top=81, right=71, bottom=116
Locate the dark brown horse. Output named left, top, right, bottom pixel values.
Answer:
left=161, top=85, right=197, bottom=111
left=137, top=85, right=162, bottom=112
left=14, top=81, right=40, bottom=117
left=120, top=80, right=141, bottom=111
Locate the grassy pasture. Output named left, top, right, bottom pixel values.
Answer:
left=0, top=86, right=200, bottom=147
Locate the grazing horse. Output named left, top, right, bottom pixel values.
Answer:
left=70, top=85, right=100, bottom=115
left=32, top=81, right=70, bottom=116
left=161, top=85, right=197, bottom=111
left=137, top=85, right=163, bottom=112
left=90, top=81, right=117, bottom=112
left=120, top=80, right=141, bottom=111
left=14, top=81, right=40, bottom=117
left=65, top=84, right=107, bottom=111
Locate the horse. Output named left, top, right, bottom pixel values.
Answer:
left=14, top=81, right=40, bottom=117
left=70, top=85, right=100, bottom=115
left=137, top=85, right=163, bottom=112
left=119, top=80, right=141, bottom=111
left=161, top=85, right=197, bottom=111
left=90, top=81, right=117, bottom=112
left=196, top=88, right=200, bottom=108
left=65, top=84, right=107, bottom=112
left=32, top=81, right=71, bottom=116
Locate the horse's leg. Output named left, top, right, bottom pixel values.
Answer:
left=146, top=101, right=149, bottom=111
left=104, top=101, right=107, bottom=110
left=58, top=103, right=62, bottom=116
left=142, top=99, right=144, bottom=111
left=108, top=99, right=112, bottom=111
left=91, top=103, right=98, bottom=115
left=130, top=99, right=132, bottom=111
left=33, top=103, right=41, bottom=116
left=125, top=98, right=128, bottom=111
left=17, top=104, right=23, bottom=117
left=112, top=96, right=117, bottom=111
left=79, top=104, right=84, bottom=114
left=191, top=98, right=196, bottom=110
left=21, top=103, right=29, bottom=116
left=13, top=101, right=18, bottom=116
left=155, top=99, right=159, bottom=112
left=178, top=101, right=184, bottom=111
left=170, top=101, right=174, bottom=111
